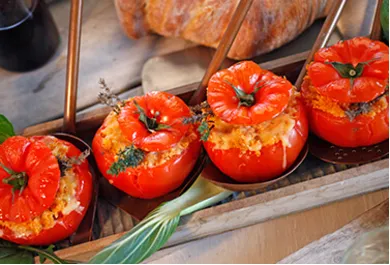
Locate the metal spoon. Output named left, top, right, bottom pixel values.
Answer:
left=52, top=0, right=99, bottom=244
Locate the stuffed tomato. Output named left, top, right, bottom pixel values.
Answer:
left=0, top=135, right=92, bottom=245
left=301, top=37, right=389, bottom=147
left=92, top=91, right=201, bottom=199
left=203, top=61, right=308, bottom=183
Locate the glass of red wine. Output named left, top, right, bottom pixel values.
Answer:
left=0, top=0, right=60, bottom=72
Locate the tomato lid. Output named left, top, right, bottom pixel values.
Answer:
left=207, top=61, right=292, bottom=125
left=308, top=37, right=389, bottom=103
left=0, top=136, right=60, bottom=223
left=117, top=91, right=191, bottom=152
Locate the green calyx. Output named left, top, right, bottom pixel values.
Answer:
left=224, top=80, right=261, bottom=107
left=0, top=163, right=28, bottom=200
left=134, top=101, right=170, bottom=133
left=326, top=58, right=380, bottom=88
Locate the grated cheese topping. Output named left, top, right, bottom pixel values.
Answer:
left=208, top=93, right=299, bottom=155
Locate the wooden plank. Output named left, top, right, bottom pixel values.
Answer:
left=278, top=200, right=389, bottom=264
left=0, top=0, right=193, bottom=133
left=143, top=190, right=388, bottom=264
left=50, top=159, right=388, bottom=261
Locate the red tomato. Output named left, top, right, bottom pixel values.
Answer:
left=308, top=37, right=388, bottom=103
left=93, top=91, right=201, bottom=199
left=302, top=80, right=389, bottom=147
left=204, top=61, right=308, bottom=183
left=0, top=136, right=92, bottom=245
left=302, top=37, right=389, bottom=147
left=208, top=61, right=292, bottom=125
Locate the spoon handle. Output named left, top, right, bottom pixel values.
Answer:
left=295, top=0, right=348, bottom=90
left=189, top=0, right=254, bottom=106
left=63, top=0, right=83, bottom=133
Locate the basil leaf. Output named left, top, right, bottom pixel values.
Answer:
left=0, top=248, right=34, bottom=264
left=0, top=114, right=15, bottom=144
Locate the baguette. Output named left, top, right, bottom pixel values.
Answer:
left=114, top=0, right=335, bottom=59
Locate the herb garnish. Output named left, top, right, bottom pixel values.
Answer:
left=98, top=78, right=125, bottom=114
left=57, top=149, right=90, bottom=176
left=184, top=101, right=214, bottom=141
left=344, top=87, right=388, bottom=121
left=108, top=145, right=145, bottom=175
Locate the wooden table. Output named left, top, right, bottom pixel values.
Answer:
left=143, top=189, right=388, bottom=264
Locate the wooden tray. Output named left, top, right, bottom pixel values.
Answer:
left=22, top=51, right=389, bottom=262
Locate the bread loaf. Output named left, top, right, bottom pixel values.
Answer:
left=114, top=0, right=335, bottom=59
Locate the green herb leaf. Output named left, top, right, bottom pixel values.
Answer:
left=198, top=120, right=211, bottom=141
left=0, top=247, right=34, bottom=264
left=89, top=178, right=233, bottom=264
left=0, top=114, right=15, bottom=144
left=107, top=145, right=145, bottom=175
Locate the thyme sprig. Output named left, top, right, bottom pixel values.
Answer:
left=184, top=101, right=214, bottom=141
left=98, top=78, right=126, bottom=114
left=57, top=149, right=90, bottom=176
left=108, top=145, right=145, bottom=176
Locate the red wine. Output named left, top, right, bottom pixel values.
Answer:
left=0, top=1, right=59, bottom=72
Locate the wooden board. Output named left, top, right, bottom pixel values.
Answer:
left=47, top=159, right=388, bottom=262
left=278, top=200, right=389, bottom=264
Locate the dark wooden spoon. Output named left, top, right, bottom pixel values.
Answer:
left=297, top=0, right=388, bottom=165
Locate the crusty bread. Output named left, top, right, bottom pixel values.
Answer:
left=114, top=0, right=335, bottom=59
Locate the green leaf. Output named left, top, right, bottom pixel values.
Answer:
left=0, top=248, right=34, bottom=264
left=0, top=115, right=15, bottom=144
left=89, top=177, right=233, bottom=264
left=0, top=240, right=34, bottom=264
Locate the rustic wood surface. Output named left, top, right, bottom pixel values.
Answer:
left=0, top=0, right=192, bottom=133
left=278, top=200, right=389, bottom=264
left=143, top=190, right=388, bottom=264
left=47, top=159, right=388, bottom=262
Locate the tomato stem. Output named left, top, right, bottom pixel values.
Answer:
left=0, top=163, right=28, bottom=201
left=134, top=101, right=171, bottom=133
left=224, top=80, right=261, bottom=107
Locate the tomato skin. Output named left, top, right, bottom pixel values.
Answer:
left=0, top=136, right=92, bottom=245
left=117, top=91, right=191, bottom=152
left=308, top=37, right=389, bottom=103
left=207, top=61, right=292, bottom=125
left=303, top=100, right=389, bottom=148
left=93, top=124, right=201, bottom=199
left=204, top=100, right=308, bottom=183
